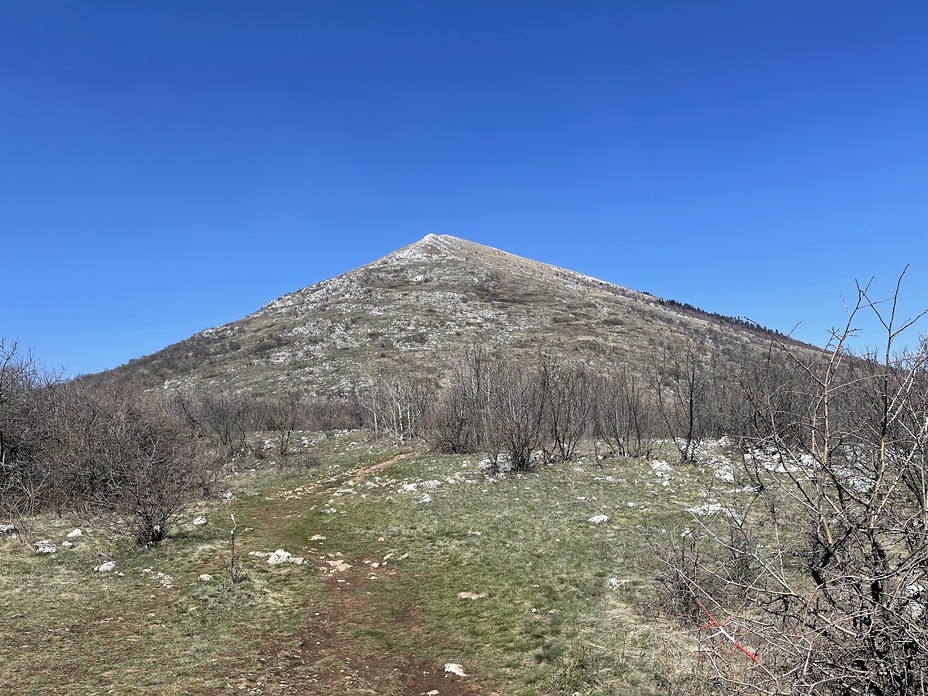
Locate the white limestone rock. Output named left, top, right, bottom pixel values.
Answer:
left=34, top=540, right=57, bottom=554
left=267, top=549, right=305, bottom=565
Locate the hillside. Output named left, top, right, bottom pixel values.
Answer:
left=100, top=234, right=806, bottom=394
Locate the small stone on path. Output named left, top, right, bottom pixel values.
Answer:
left=325, top=559, right=352, bottom=573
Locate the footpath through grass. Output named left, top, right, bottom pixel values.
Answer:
left=0, top=433, right=733, bottom=694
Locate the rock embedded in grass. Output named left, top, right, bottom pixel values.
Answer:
left=267, top=549, right=305, bottom=565
left=457, top=591, right=487, bottom=600
left=34, top=540, right=57, bottom=554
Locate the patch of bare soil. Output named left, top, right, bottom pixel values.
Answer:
left=238, top=560, right=481, bottom=695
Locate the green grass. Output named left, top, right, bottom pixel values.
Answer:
left=0, top=434, right=736, bottom=694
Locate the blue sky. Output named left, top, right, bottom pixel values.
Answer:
left=3, top=1, right=927, bottom=376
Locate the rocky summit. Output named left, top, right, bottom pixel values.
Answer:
left=99, top=234, right=801, bottom=394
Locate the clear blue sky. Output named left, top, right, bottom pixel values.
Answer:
left=3, top=1, right=927, bottom=376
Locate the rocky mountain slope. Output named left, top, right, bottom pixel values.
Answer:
left=100, top=234, right=805, bottom=394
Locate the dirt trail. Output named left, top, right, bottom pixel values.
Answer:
left=253, top=565, right=482, bottom=695
left=241, top=449, right=483, bottom=695
left=346, top=450, right=423, bottom=486
left=272, top=451, right=423, bottom=501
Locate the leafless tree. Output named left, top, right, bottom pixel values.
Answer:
left=38, top=384, right=218, bottom=543
left=541, top=356, right=593, bottom=462
left=427, top=344, right=495, bottom=454
left=653, top=339, right=720, bottom=462
left=100, top=393, right=216, bottom=544
left=593, top=362, right=657, bottom=458
left=176, top=387, right=257, bottom=456
left=484, top=356, right=549, bottom=471
left=659, top=272, right=928, bottom=694
left=359, top=375, right=435, bottom=443
left=260, top=390, right=306, bottom=458
left=304, top=395, right=363, bottom=435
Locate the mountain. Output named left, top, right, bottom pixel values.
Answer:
left=99, top=234, right=805, bottom=394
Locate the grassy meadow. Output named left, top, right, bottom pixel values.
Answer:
left=0, top=432, right=747, bottom=695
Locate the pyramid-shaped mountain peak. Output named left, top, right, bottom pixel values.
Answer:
left=100, top=235, right=798, bottom=394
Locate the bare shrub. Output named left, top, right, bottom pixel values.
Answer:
left=260, top=390, right=305, bottom=458
left=43, top=384, right=219, bottom=544
left=658, top=273, right=928, bottom=694
left=0, top=340, right=59, bottom=524
left=176, top=387, right=258, bottom=456
left=305, top=396, right=363, bottom=434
